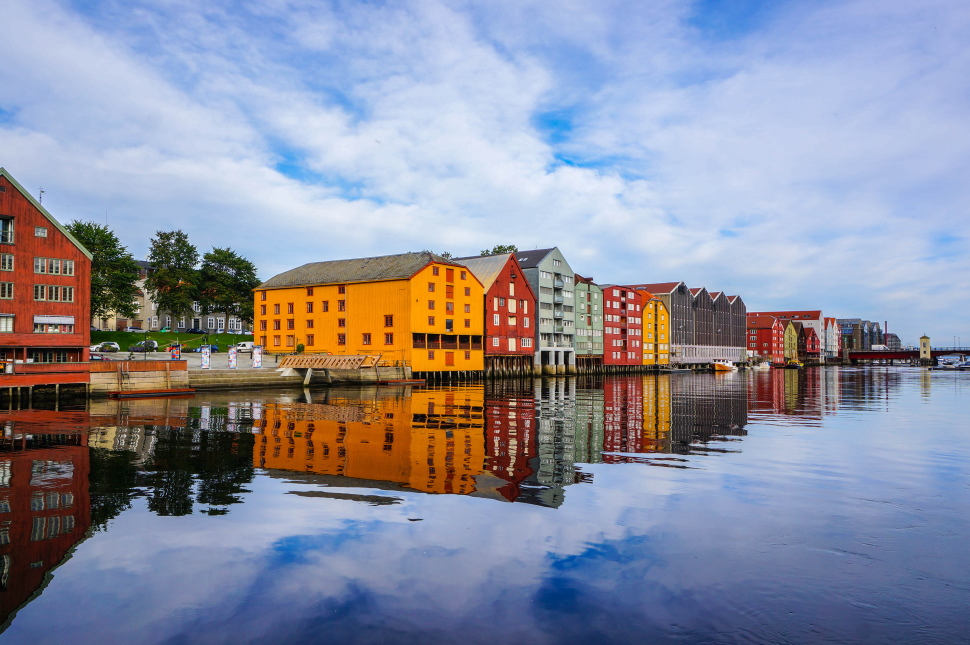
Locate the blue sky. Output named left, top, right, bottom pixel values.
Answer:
left=2, top=0, right=968, bottom=344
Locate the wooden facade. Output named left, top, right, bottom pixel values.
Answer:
left=0, top=169, right=92, bottom=390
left=601, top=286, right=643, bottom=366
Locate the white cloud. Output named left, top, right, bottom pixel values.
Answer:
left=1, top=0, right=968, bottom=342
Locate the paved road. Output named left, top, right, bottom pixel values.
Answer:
left=92, top=349, right=280, bottom=371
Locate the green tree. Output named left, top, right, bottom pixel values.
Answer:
left=65, top=221, right=140, bottom=320
left=198, top=247, right=261, bottom=323
left=481, top=244, right=518, bottom=256
left=145, top=230, right=199, bottom=322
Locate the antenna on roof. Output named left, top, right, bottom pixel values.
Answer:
left=38, top=187, right=45, bottom=204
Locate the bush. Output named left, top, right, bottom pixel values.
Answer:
left=296, top=343, right=305, bottom=354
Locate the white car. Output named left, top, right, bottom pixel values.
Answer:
left=234, top=341, right=255, bottom=353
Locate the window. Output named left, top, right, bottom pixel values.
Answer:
left=260, top=305, right=266, bottom=315
left=260, top=320, right=267, bottom=331
left=32, top=285, right=74, bottom=302
left=0, top=219, right=13, bottom=244
left=428, top=300, right=435, bottom=310
left=306, top=287, right=314, bottom=296
left=32, top=258, right=75, bottom=275
left=0, top=283, right=12, bottom=299
left=384, top=333, right=394, bottom=344
left=522, top=337, right=532, bottom=347
left=0, top=254, right=11, bottom=271
left=508, top=338, right=516, bottom=351
left=286, top=335, right=295, bottom=347
left=464, top=319, right=471, bottom=328
left=33, top=323, right=75, bottom=334
left=307, top=302, right=314, bottom=313
left=287, top=319, right=295, bottom=330
left=465, top=351, right=471, bottom=360
left=445, top=319, right=454, bottom=332
left=460, top=271, right=467, bottom=280
left=35, top=226, right=48, bottom=238
left=322, top=301, right=329, bottom=312
left=524, top=318, right=530, bottom=328
left=287, top=303, right=294, bottom=314
left=338, top=300, right=346, bottom=311
left=338, top=318, right=346, bottom=328
left=445, top=285, right=454, bottom=298
left=207, top=317, right=215, bottom=329
left=432, top=267, right=439, bottom=276
left=493, top=313, right=499, bottom=324
left=337, top=334, right=346, bottom=345
left=273, top=320, right=281, bottom=330
left=274, top=304, right=280, bottom=315
left=338, top=285, right=346, bottom=294
left=428, top=316, right=435, bottom=326
left=362, top=333, right=372, bottom=345
left=445, top=302, right=454, bottom=313
left=499, top=297, right=505, bottom=306
left=508, top=316, right=516, bottom=326
left=509, top=283, right=515, bottom=296
left=384, top=315, right=394, bottom=327
left=306, top=334, right=315, bottom=345
left=260, top=291, right=266, bottom=301
left=464, top=304, right=471, bottom=313
left=428, top=350, right=435, bottom=359
left=553, top=259, right=561, bottom=267
left=464, top=287, right=470, bottom=296
left=428, top=282, right=436, bottom=292
left=492, top=337, right=500, bottom=346
left=0, top=316, right=12, bottom=332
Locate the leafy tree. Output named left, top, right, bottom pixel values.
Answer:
left=481, top=244, right=518, bottom=256
left=145, top=230, right=199, bottom=322
left=65, top=221, right=140, bottom=320
left=198, top=247, right=261, bottom=323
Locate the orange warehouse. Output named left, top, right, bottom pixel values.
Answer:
left=254, top=251, right=485, bottom=375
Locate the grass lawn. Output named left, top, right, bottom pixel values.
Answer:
left=91, top=331, right=254, bottom=352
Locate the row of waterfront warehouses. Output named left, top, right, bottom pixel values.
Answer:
left=745, top=312, right=894, bottom=365
left=254, top=248, right=749, bottom=375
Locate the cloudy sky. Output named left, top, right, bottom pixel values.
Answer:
left=2, top=0, right=968, bottom=344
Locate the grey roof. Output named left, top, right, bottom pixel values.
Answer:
left=512, top=248, right=556, bottom=269
left=258, top=251, right=456, bottom=289
left=451, top=254, right=511, bottom=290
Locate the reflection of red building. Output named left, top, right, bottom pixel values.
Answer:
left=602, top=376, right=645, bottom=461
left=482, top=392, right=537, bottom=501
left=0, top=412, right=91, bottom=627
left=601, top=286, right=643, bottom=366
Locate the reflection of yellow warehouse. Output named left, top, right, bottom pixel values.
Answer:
left=642, top=373, right=672, bottom=450
left=254, top=252, right=485, bottom=373
left=253, top=387, right=487, bottom=496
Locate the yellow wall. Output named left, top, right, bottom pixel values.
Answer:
left=642, top=373, right=672, bottom=449
left=641, top=298, right=670, bottom=365
left=784, top=321, right=798, bottom=361
left=254, top=261, right=485, bottom=372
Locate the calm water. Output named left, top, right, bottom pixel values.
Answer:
left=0, top=367, right=967, bottom=644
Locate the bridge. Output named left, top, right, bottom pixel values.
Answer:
left=846, top=347, right=970, bottom=361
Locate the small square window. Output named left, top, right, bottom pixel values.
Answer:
left=34, top=227, right=48, bottom=238
left=432, top=267, right=439, bottom=276
left=337, top=333, right=346, bottom=345
left=428, top=316, right=435, bottom=326
left=338, top=285, right=346, bottom=294
left=384, top=333, right=394, bottom=345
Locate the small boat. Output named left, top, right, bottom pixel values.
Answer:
left=784, top=360, right=804, bottom=369
left=713, top=360, right=737, bottom=372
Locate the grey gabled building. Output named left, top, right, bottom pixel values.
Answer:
left=513, top=248, right=577, bottom=374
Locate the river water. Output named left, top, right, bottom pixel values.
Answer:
left=0, top=367, right=967, bottom=644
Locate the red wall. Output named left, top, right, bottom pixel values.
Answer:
left=602, top=286, right=643, bottom=366
left=484, top=256, right=537, bottom=356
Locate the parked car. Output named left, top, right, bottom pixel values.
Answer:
left=90, top=325, right=100, bottom=332
left=90, top=354, right=113, bottom=361
left=186, top=327, right=205, bottom=334
left=93, top=342, right=121, bottom=352
left=124, top=327, right=147, bottom=333
left=158, top=327, right=171, bottom=333
left=129, top=340, right=159, bottom=352
left=190, top=344, right=220, bottom=353
left=234, top=341, right=255, bottom=354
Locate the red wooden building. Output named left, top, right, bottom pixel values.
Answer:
left=600, top=285, right=643, bottom=366
left=0, top=169, right=91, bottom=389
left=453, top=253, right=537, bottom=375
left=746, top=314, right=785, bottom=365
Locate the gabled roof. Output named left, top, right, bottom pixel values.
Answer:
left=726, top=295, right=740, bottom=304
left=709, top=291, right=722, bottom=299
left=628, top=281, right=683, bottom=294
left=689, top=287, right=707, bottom=297
left=751, top=310, right=823, bottom=320
left=512, top=248, right=557, bottom=269
left=0, top=167, right=93, bottom=260
left=258, top=251, right=460, bottom=289
left=747, top=314, right=781, bottom=330
left=451, top=254, right=512, bottom=291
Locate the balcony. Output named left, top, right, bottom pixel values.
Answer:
left=553, top=295, right=564, bottom=304
left=553, top=311, right=564, bottom=318
left=554, top=326, right=564, bottom=333
left=553, top=279, right=564, bottom=289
